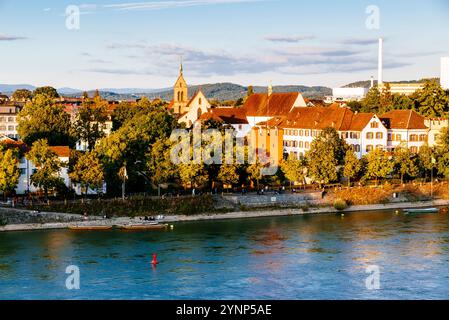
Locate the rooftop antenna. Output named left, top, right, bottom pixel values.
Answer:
left=179, top=55, right=183, bottom=75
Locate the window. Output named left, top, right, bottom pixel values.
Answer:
left=419, top=134, right=427, bottom=142
left=19, top=168, right=26, bottom=175
left=366, top=145, right=373, bottom=152
left=410, top=146, right=418, bottom=153
left=376, top=145, right=383, bottom=150
left=410, top=134, right=418, bottom=142
left=294, top=130, right=298, bottom=136
left=376, top=132, right=383, bottom=139
left=366, top=132, right=374, bottom=139
left=7, top=117, right=14, bottom=122
left=8, top=126, right=14, bottom=131
left=354, top=144, right=360, bottom=152
left=395, top=134, right=402, bottom=141
left=388, top=133, right=392, bottom=141
left=293, top=141, right=297, bottom=148
left=305, top=130, right=309, bottom=137
left=371, top=122, right=379, bottom=128
left=299, top=141, right=303, bottom=148
left=0, top=117, right=4, bottom=122
left=299, top=130, right=303, bottom=136
left=198, top=98, right=202, bottom=105
left=0, top=125, right=5, bottom=131
left=305, top=142, right=310, bottom=149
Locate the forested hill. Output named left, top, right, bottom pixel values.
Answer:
left=144, top=83, right=332, bottom=101
left=343, top=78, right=439, bottom=88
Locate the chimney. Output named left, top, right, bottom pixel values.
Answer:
left=378, top=38, right=383, bottom=87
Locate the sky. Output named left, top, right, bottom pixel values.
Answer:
left=1, top=0, right=449, bottom=90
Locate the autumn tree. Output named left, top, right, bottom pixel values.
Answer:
left=0, top=146, right=20, bottom=195
left=364, top=148, right=394, bottom=185
left=393, top=146, right=419, bottom=184
left=147, top=138, right=178, bottom=189
left=26, top=139, right=62, bottom=199
left=74, top=95, right=109, bottom=151
left=69, top=151, right=104, bottom=196
left=280, top=154, right=306, bottom=188
left=218, top=164, right=240, bottom=192
left=417, top=145, right=436, bottom=180
left=33, top=86, right=59, bottom=99
left=379, top=83, right=393, bottom=114
left=17, top=94, right=74, bottom=146
left=179, top=163, right=209, bottom=190
left=246, top=159, right=265, bottom=189
left=306, top=127, right=348, bottom=187
left=12, top=89, right=32, bottom=102
left=343, top=150, right=361, bottom=187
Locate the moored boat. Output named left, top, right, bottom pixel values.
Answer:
left=68, top=225, right=113, bottom=231
left=404, top=208, right=439, bottom=214
left=119, top=224, right=168, bottom=231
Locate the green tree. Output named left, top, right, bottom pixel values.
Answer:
left=364, top=148, right=394, bottom=185
left=393, top=146, right=419, bottom=184
left=33, top=86, right=59, bottom=99
left=413, top=79, right=449, bottom=117
left=0, top=146, right=20, bottom=195
left=306, top=127, right=348, bottom=187
left=74, top=96, right=109, bottom=151
left=280, top=154, right=306, bottom=188
left=12, top=89, right=32, bottom=102
left=379, top=83, right=393, bottom=114
left=361, top=86, right=381, bottom=113
left=436, top=126, right=449, bottom=152
left=26, top=139, right=62, bottom=199
left=346, top=101, right=363, bottom=113
left=69, top=151, right=104, bottom=196
left=17, top=94, right=74, bottom=146
left=218, top=164, right=240, bottom=192
left=437, top=151, right=449, bottom=178
left=343, top=150, right=361, bottom=187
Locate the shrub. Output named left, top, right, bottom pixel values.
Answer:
left=0, top=218, right=7, bottom=227
left=333, top=198, right=348, bottom=211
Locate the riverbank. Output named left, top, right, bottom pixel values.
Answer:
left=1, top=199, right=449, bottom=232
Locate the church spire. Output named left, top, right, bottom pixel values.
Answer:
left=180, top=56, right=183, bottom=75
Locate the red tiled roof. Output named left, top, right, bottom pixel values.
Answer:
left=0, top=136, right=29, bottom=154
left=242, top=92, right=301, bottom=117
left=380, top=110, right=427, bottom=130
left=49, top=146, right=71, bottom=158
left=199, top=108, right=248, bottom=124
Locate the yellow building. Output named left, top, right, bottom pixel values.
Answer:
left=172, top=63, right=189, bottom=114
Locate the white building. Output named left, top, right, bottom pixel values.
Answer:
left=0, top=105, right=20, bottom=140
left=331, top=87, right=369, bottom=102
left=425, top=118, right=449, bottom=147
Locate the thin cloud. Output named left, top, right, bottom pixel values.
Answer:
left=265, top=35, right=315, bottom=43
left=341, top=38, right=382, bottom=46
left=0, top=34, right=27, bottom=41
left=77, top=0, right=262, bottom=13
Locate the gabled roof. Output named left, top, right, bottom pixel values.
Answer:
left=350, top=113, right=376, bottom=131
left=243, top=92, right=304, bottom=117
left=49, top=146, right=71, bottom=158
left=199, top=108, right=248, bottom=124
left=380, top=110, right=427, bottom=130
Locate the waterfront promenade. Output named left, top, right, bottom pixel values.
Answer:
left=2, top=198, right=449, bottom=232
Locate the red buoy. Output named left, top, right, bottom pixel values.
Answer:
left=151, top=254, right=158, bottom=265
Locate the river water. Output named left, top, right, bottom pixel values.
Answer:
left=1, top=210, right=449, bottom=299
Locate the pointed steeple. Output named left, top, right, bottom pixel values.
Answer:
left=180, top=56, right=183, bottom=75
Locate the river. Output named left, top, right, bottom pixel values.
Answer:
left=1, top=210, right=449, bottom=299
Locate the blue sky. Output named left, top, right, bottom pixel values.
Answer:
left=1, top=0, right=449, bottom=90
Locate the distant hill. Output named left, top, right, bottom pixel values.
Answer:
left=141, top=83, right=332, bottom=101
left=1, top=82, right=331, bottom=101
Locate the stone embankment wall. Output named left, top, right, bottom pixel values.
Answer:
left=223, top=192, right=323, bottom=207
left=0, top=207, right=84, bottom=225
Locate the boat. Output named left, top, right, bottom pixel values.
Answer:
left=403, top=208, right=439, bottom=214
left=68, top=225, right=113, bottom=231
left=119, top=223, right=169, bottom=231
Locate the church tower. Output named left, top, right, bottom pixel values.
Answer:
left=173, top=61, right=188, bottom=114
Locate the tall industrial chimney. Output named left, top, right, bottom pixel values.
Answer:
left=378, top=38, right=383, bottom=87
